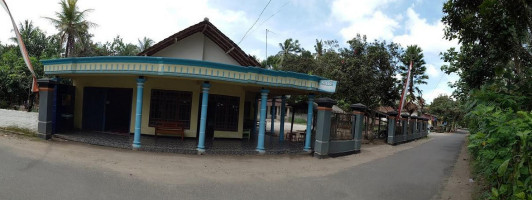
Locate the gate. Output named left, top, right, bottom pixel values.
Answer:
left=330, top=113, right=354, bottom=140
left=52, top=84, right=75, bottom=133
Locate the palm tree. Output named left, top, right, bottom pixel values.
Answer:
left=138, top=37, right=154, bottom=52
left=10, top=20, right=47, bottom=58
left=278, top=38, right=301, bottom=56
left=399, top=45, right=428, bottom=114
left=277, top=38, right=301, bottom=66
left=45, top=0, right=95, bottom=57
left=314, top=39, right=324, bottom=58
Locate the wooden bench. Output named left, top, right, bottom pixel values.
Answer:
left=154, top=121, right=185, bottom=141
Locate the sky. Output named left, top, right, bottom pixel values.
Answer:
left=0, top=0, right=459, bottom=103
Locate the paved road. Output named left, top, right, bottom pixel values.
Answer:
left=0, top=133, right=466, bottom=200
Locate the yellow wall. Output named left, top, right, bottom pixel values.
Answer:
left=71, top=75, right=247, bottom=138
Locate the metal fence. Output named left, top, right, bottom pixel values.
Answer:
left=330, top=113, right=354, bottom=140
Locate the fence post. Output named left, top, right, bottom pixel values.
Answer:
left=409, top=116, right=415, bottom=141
left=422, top=118, right=428, bottom=137
left=37, top=78, right=57, bottom=140
left=416, top=116, right=421, bottom=139
left=351, top=103, right=366, bottom=153
left=386, top=111, right=398, bottom=144
left=313, top=98, right=336, bottom=158
left=401, top=114, right=409, bottom=142
left=411, top=116, right=418, bottom=140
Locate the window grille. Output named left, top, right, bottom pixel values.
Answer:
left=149, top=89, right=192, bottom=128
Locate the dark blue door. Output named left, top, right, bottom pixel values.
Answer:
left=82, top=87, right=107, bottom=131
left=52, top=84, right=76, bottom=133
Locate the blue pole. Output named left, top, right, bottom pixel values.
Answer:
left=270, top=97, right=276, bottom=134
left=304, top=94, right=315, bottom=151
left=197, top=82, right=211, bottom=152
left=132, top=77, right=146, bottom=149
left=279, top=95, right=286, bottom=141
left=256, top=89, right=269, bottom=153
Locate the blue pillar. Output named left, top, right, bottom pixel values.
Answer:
left=132, top=77, right=146, bottom=149
left=304, top=94, right=315, bottom=151
left=279, top=95, right=286, bottom=141
left=270, top=97, right=276, bottom=134
left=256, top=89, right=269, bottom=153
left=197, top=82, right=211, bottom=152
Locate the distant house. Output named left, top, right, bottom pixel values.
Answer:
left=422, top=113, right=438, bottom=129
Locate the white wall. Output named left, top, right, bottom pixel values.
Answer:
left=203, top=37, right=241, bottom=66
left=152, top=33, right=204, bottom=60
left=152, top=32, right=241, bottom=66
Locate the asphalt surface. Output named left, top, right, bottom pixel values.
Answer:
left=0, top=133, right=466, bottom=200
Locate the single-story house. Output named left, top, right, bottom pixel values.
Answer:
left=37, top=18, right=336, bottom=153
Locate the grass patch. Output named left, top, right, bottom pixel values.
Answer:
left=0, top=126, right=38, bottom=138
left=287, top=117, right=307, bottom=125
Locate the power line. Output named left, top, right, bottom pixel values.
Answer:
left=428, top=73, right=447, bottom=100
left=256, top=2, right=289, bottom=28
left=237, top=0, right=272, bottom=45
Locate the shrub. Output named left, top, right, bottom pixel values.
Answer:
left=467, top=105, right=532, bottom=199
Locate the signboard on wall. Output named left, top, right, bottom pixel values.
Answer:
left=318, top=80, right=337, bottom=93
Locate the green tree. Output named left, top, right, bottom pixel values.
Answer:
left=45, top=0, right=95, bottom=57
left=441, top=0, right=532, bottom=109
left=111, top=35, right=139, bottom=56
left=10, top=20, right=48, bottom=59
left=261, top=54, right=281, bottom=69
left=42, top=34, right=63, bottom=58
left=331, top=34, right=401, bottom=110
left=399, top=45, right=427, bottom=114
left=0, top=46, right=43, bottom=110
left=429, top=95, right=462, bottom=132
left=278, top=38, right=301, bottom=56
left=277, top=38, right=301, bottom=66
left=138, top=37, right=154, bottom=52
left=314, top=39, right=324, bottom=58
left=281, top=49, right=317, bottom=74
left=442, top=1, right=532, bottom=198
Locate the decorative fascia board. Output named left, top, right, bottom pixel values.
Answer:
left=42, top=56, right=335, bottom=93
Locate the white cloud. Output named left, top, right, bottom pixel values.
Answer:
left=424, top=88, right=452, bottom=104
left=426, top=64, right=440, bottom=78
left=339, top=11, right=399, bottom=41
left=331, top=0, right=394, bottom=20
left=393, top=8, right=458, bottom=54
left=423, top=73, right=460, bottom=103
left=331, top=0, right=399, bottom=41
left=0, top=0, right=251, bottom=45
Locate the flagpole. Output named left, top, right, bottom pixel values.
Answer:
left=397, top=60, right=413, bottom=119
left=1, top=0, right=39, bottom=92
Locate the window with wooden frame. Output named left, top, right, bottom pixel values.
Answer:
left=210, top=94, right=240, bottom=131
left=149, top=89, right=192, bottom=128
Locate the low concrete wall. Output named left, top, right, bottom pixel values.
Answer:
left=0, top=109, right=38, bottom=131
left=329, top=140, right=356, bottom=155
